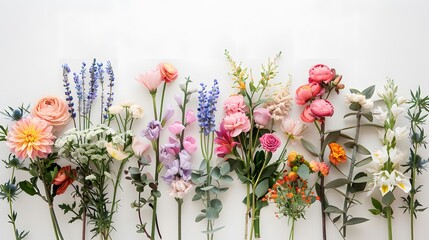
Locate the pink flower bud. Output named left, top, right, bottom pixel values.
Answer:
left=168, top=121, right=185, bottom=135
left=253, top=108, right=271, bottom=128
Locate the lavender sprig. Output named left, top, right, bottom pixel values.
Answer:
left=97, top=62, right=105, bottom=123
left=80, top=62, right=87, bottom=117
left=62, top=64, right=76, bottom=126
left=197, top=79, right=219, bottom=135
left=85, top=59, right=99, bottom=116
left=104, top=61, right=115, bottom=120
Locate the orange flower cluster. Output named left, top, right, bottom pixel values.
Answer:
left=328, top=143, right=347, bottom=165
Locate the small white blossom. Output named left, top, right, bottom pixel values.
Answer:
left=130, top=104, right=144, bottom=119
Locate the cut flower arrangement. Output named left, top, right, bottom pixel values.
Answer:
left=0, top=53, right=428, bottom=240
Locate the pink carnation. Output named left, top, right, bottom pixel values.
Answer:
left=223, top=112, right=251, bottom=137
left=223, top=95, right=246, bottom=115
left=259, top=133, right=281, bottom=152
left=308, top=64, right=335, bottom=84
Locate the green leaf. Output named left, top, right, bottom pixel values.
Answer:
left=192, top=194, right=202, bottom=201
left=201, top=226, right=225, bottom=234
left=343, top=142, right=355, bottom=149
left=371, top=197, right=383, bottom=211
left=362, top=85, right=375, bottom=99
left=201, top=185, right=214, bottom=191
left=206, top=207, right=219, bottom=220
left=382, top=191, right=395, bottom=206
left=349, top=88, right=362, bottom=94
left=301, top=139, right=319, bottom=157
left=258, top=164, right=278, bottom=181
left=322, top=131, right=341, bottom=151
left=211, top=167, right=221, bottom=180
left=220, top=162, right=230, bottom=176
left=354, top=157, right=372, bottom=167
left=297, top=164, right=310, bottom=180
left=362, top=112, right=373, bottom=122
left=324, top=205, right=344, bottom=214
left=369, top=209, right=381, bottom=215
left=349, top=102, right=360, bottom=111
left=356, top=144, right=371, bottom=155
left=152, top=190, right=161, bottom=198
left=333, top=215, right=341, bottom=223
left=210, top=199, right=223, bottom=212
left=254, top=179, right=269, bottom=198
left=351, top=172, right=368, bottom=193
left=343, top=217, right=369, bottom=226
left=18, top=181, right=36, bottom=196
left=220, top=175, right=234, bottom=183
left=325, top=178, right=350, bottom=189
left=195, top=213, right=206, bottom=222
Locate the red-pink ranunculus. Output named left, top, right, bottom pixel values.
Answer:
left=168, top=121, right=185, bottom=135
left=259, top=133, right=281, bottom=152
left=136, top=68, right=163, bottom=93
left=223, top=95, right=246, bottom=115
left=222, top=112, right=251, bottom=137
left=308, top=64, right=335, bottom=84
left=185, top=110, right=196, bottom=125
left=183, top=136, right=197, bottom=154
left=253, top=108, right=271, bottom=128
left=159, top=63, right=178, bottom=83
left=300, top=105, right=316, bottom=123
left=310, top=99, right=334, bottom=118
left=295, top=82, right=323, bottom=105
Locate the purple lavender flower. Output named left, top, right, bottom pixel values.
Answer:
left=197, top=79, right=220, bottom=135
left=104, top=61, right=115, bottom=120
left=84, top=59, right=99, bottom=114
left=73, top=72, right=83, bottom=114
left=62, top=64, right=76, bottom=119
left=142, top=120, right=162, bottom=141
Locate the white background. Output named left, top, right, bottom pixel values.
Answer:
left=1, top=0, right=429, bottom=240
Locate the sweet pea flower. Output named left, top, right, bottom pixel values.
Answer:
left=295, top=82, right=323, bottom=105
left=159, top=63, right=178, bottom=83
left=253, top=108, right=271, bottom=128
left=185, top=110, right=196, bottom=125
left=174, top=94, right=183, bottom=106
left=259, top=133, right=281, bottom=152
left=130, top=104, right=144, bottom=119
left=308, top=64, right=335, bottom=84
left=222, top=112, right=251, bottom=137
left=300, top=105, right=315, bottom=123
left=169, top=179, right=193, bottom=199
left=310, top=99, right=334, bottom=118
left=160, top=145, right=176, bottom=166
left=142, top=120, right=162, bottom=141
left=183, top=136, right=197, bottom=153
left=168, top=121, right=186, bottom=135
left=136, top=68, right=163, bottom=93
left=223, top=95, right=247, bottom=115
left=132, top=137, right=151, bottom=158
left=162, top=105, right=175, bottom=125
left=280, top=118, right=307, bottom=140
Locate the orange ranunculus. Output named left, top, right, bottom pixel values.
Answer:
left=158, top=63, right=178, bottom=83
left=53, top=165, right=76, bottom=195
left=32, top=96, right=70, bottom=131
left=328, top=143, right=347, bottom=165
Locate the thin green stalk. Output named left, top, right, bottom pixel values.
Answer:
left=245, top=183, right=250, bottom=240
left=158, top=82, right=167, bottom=121
left=7, top=168, right=19, bottom=240
left=106, top=160, right=128, bottom=235
left=318, top=121, right=327, bottom=240
left=342, top=109, right=362, bottom=237
left=177, top=199, right=183, bottom=240
left=410, top=167, right=416, bottom=240
left=387, top=207, right=392, bottom=240
left=289, top=218, right=295, bottom=240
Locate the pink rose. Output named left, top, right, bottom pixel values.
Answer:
left=300, top=105, right=316, bottom=123
left=223, top=112, right=251, bottom=137
left=295, top=82, right=323, bottom=105
left=32, top=96, right=70, bottom=132
left=168, top=121, right=185, bottom=135
left=223, top=95, right=246, bottom=115
left=183, top=136, right=197, bottom=154
left=185, top=110, right=196, bottom=125
left=310, top=99, right=334, bottom=118
left=319, top=162, right=330, bottom=176
left=259, top=133, right=281, bottom=152
left=308, top=64, right=335, bottom=84
left=253, top=108, right=271, bottom=128
left=136, top=68, right=163, bottom=93
left=169, top=179, right=193, bottom=199
left=159, top=63, right=178, bottom=83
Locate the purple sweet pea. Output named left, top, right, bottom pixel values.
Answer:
left=162, top=160, right=179, bottom=183
left=160, top=146, right=176, bottom=167
left=142, top=120, right=162, bottom=141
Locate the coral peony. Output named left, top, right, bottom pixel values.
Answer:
left=259, top=133, right=281, bottom=152
left=6, top=117, right=55, bottom=160
left=159, top=63, right=178, bottom=83
left=300, top=105, right=315, bottom=123
left=32, top=96, right=70, bottom=130
left=310, top=99, right=334, bottom=118
left=295, top=82, right=323, bottom=105
left=308, top=64, right=335, bottom=84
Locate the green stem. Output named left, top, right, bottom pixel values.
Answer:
left=410, top=165, right=417, bottom=240
left=7, top=168, right=19, bottom=240
left=206, top=156, right=213, bottom=240
left=253, top=209, right=260, bottom=238
left=158, top=82, right=167, bottom=121
left=342, top=109, right=362, bottom=237
left=106, top=159, right=128, bottom=235
left=289, top=218, right=295, bottom=240
left=318, top=121, right=327, bottom=240
left=177, top=199, right=183, bottom=240
left=387, top=206, right=393, bottom=240
left=245, top=183, right=250, bottom=240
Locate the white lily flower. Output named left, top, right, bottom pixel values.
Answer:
left=394, top=126, right=408, bottom=141
left=391, top=104, right=405, bottom=118
left=375, top=170, right=394, bottom=196
left=389, top=148, right=405, bottom=164
left=385, top=129, right=395, bottom=143
left=391, top=170, right=411, bottom=193
left=397, top=96, right=407, bottom=105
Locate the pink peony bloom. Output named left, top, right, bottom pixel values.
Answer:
left=300, top=105, right=316, bottom=123
left=319, top=162, right=330, bottom=176
left=259, top=133, right=281, bottom=152
left=280, top=118, right=307, bottom=140
left=295, top=82, right=323, bottom=105
left=222, top=112, right=251, bottom=137
left=223, top=95, right=247, bottom=115
left=168, top=121, right=185, bottom=135
left=185, top=110, right=196, bottom=125
left=132, top=137, right=151, bottom=157
left=253, top=108, right=271, bottom=128
left=32, top=96, right=70, bottom=132
left=159, top=63, right=178, bottom=83
left=6, top=117, right=55, bottom=160
left=310, top=99, right=334, bottom=118
left=136, top=68, right=163, bottom=93
left=169, top=179, right=193, bottom=199
left=214, top=122, right=239, bottom=158
left=308, top=64, right=335, bottom=84
left=183, top=136, right=197, bottom=154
